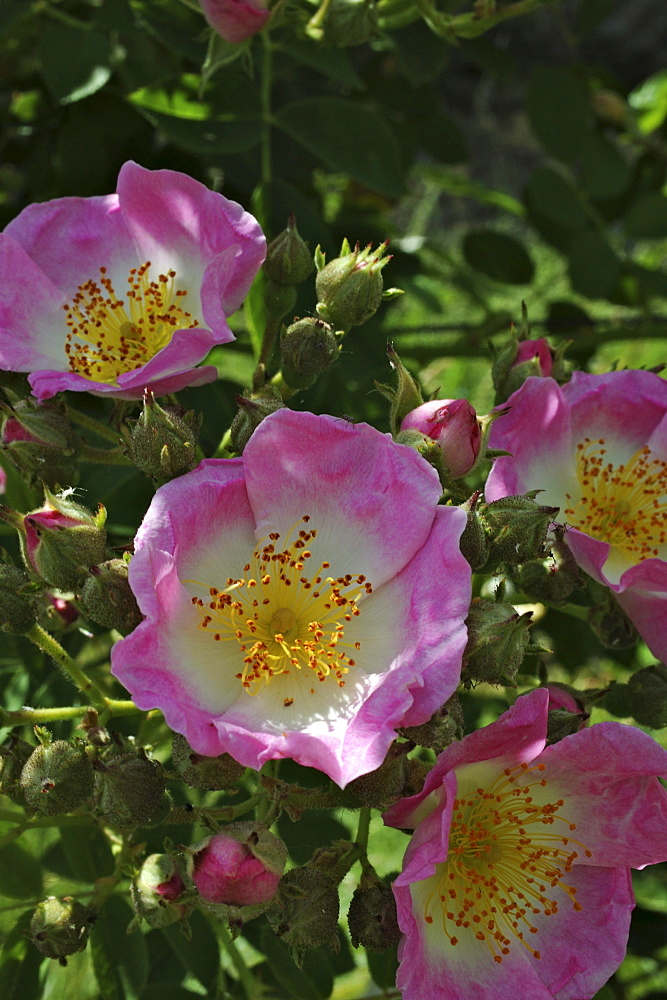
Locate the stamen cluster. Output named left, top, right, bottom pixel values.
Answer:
left=424, top=762, right=591, bottom=964
left=64, top=263, right=198, bottom=383
left=190, top=516, right=373, bottom=703
left=564, top=438, right=667, bottom=561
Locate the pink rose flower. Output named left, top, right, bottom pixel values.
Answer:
left=0, top=162, right=265, bottom=399
left=485, top=371, right=667, bottom=660
left=400, top=399, right=481, bottom=479
left=111, top=409, right=471, bottom=786
left=200, top=0, right=270, bottom=44
left=189, top=832, right=281, bottom=906
left=384, top=688, right=667, bottom=1000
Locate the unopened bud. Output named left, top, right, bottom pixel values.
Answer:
left=516, top=550, right=582, bottom=605
left=80, top=558, right=142, bottom=635
left=94, top=750, right=169, bottom=829
left=124, top=391, right=200, bottom=484
left=477, top=492, right=558, bottom=573
left=316, top=240, right=393, bottom=330
left=130, top=853, right=191, bottom=930
left=20, top=739, right=94, bottom=815
left=280, top=317, right=340, bottom=390
left=267, top=865, right=340, bottom=966
left=188, top=823, right=286, bottom=909
left=0, top=396, right=79, bottom=488
left=0, top=735, right=34, bottom=804
left=229, top=387, right=285, bottom=453
left=626, top=664, right=667, bottom=729
left=347, top=871, right=400, bottom=952
left=588, top=591, right=638, bottom=650
left=398, top=693, right=465, bottom=753
left=545, top=685, right=589, bottom=743
left=399, top=399, right=481, bottom=479
left=347, top=743, right=412, bottom=810
left=0, top=562, right=39, bottom=633
left=264, top=215, right=314, bottom=285
left=30, top=896, right=95, bottom=964
left=172, top=733, right=245, bottom=790
left=458, top=493, right=490, bottom=570
left=1, top=487, right=107, bottom=591
left=463, top=599, right=543, bottom=687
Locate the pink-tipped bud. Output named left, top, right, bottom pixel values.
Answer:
left=400, top=399, right=481, bottom=479
left=512, top=338, right=554, bottom=377
left=200, top=0, right=270, bottom=44
left=188, top=825, right=285, bottom=906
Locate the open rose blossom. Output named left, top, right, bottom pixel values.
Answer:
left=384, top=688, right=667, bottom=1000
left=111, top=409, right=471, bottom=786
left=200, top=0, right=270, bottom=44
left=485, top=371, right=667, bottom=660
left=0, top=162, right=265, bottom=399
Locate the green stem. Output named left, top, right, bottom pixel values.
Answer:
left=259, top=34, right=273, bottom=232
left=219, top=920, right=258, bottom=1000
left=80, top=444, right=133, bottom=466
left=1, top=704, right=89, bottom=726
left=25, top=623, right=107, bottom=711
left=69, top=408, right=121, bottom=444
left=355, top=806, right=371, bottom=852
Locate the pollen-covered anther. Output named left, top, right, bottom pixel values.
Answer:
left=63, top=262, right=199, bottom=384
left=423, top=762, right=591, bottom=963
left=187, top=516, right=372, bottom=701
left=564, top=437, right=667, bottom=562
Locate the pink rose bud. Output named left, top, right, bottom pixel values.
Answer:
left=400, top=399, right=481, bottom=479
left=189, top=828, right=284, bottom=906
left=546, top=683, right=584, bottom=715
left=200, top=0, right=270, bottom=44
left=512, top=338, right=553, bottom=377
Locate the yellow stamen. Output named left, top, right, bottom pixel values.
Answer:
left=63, top=263, right=199, bottom=384
left=564, top=438, right=667, bottom=563
left=421, top=762, right=591, bottom=964
left=187, top=516, right=372, bottom=703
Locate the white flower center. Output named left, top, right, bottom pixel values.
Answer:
left=563, top=438, right=667, bottom=563
left=189, top=516, right=373, bottom=707
left=63, top=263, right=199, bottom=383
left=419, top=762, right=591, bottom=964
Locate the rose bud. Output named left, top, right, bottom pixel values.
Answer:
left=188, top=824, right=285, bottom=907
left=399, top=399, right=481, bottom=479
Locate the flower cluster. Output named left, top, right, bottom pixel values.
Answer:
left=2, top=159, right=667, bottom=1000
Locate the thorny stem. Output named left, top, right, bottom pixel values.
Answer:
left=25, top=623, right=108, bottom=711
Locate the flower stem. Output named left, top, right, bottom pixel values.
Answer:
left=355, top=806, right=372, bottom=852
left=69, top=408, right=121, bottom=444
left=0, top=704, right=89, bottom=726
left=258, top=33, right=273, bottom=232
left=80, top=444, right=133, bottom=466
left=219, top=920, right=258, bottom=1000
left=24, top=623, right=108, bottom=711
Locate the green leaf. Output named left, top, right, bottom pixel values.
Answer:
left=140, top=988, right=203, bottom=1000
left=628, top=68, right=667, bottom=134
left=462, top=231, right=534, bottom=285
left=393, top=20, right=449, bottom=85
left=275, top=38, right=363, bottom=89
left=366, top=942, right=399, bottom=991
left=260, top=928, right=334, bottom=999
left=0, top=842, right=44, bottom=900
left=624, top=194, right=667, bottom=238
left=567, top=230, right=620, bottom=299
left=90, top=896, right=148, bottom=1000
left=0, top=910, right=42, bottom=1000
left=161, top=912, right=219, bottom=993
left=527, top=67, right=592, bottom=163
left=38, top=24, right=112, bottom=105
left=43, top=948, right=98, bottom=1000
left=525, top=166, right=591, bottom=235
left=59, top=826, right=114, bottom=884
left=274, top=98, right=406, bottom=198
left=243, top=269, right=268, bottom=360
left=579, top=133, right=632, bottom=201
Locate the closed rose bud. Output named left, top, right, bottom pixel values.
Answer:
left=315, top=240, right=392, bottom=330
left=130, top=853, right=192, bottom=930
left=0, top=487, right=107, bottom=591
left=0, top=396, right=79, bottom=488
left=399, top=399, right=481, bottom=479
left=80, top=558, right=142, bottom=635
left=512, top=338, right=553, bottom=376
left=30, top=896, right=95, bottom=964
left=20, top=739, right=94, bottom=816
left=188, top=825, right=285, bottom=906
left=200, top=0, right=270, bottom=45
